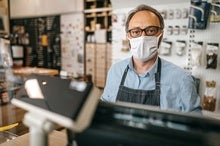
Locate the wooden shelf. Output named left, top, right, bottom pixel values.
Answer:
left=84, top=7, right=112, bottom=13
left=84, top=0, right=112, bottom=43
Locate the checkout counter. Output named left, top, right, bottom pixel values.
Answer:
left=12, top=67, right=59, bottom=77
left=73, top=101, right=220, bottom=146
left=2, top=75, right=220, bottom=146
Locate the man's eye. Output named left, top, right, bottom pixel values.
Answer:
left=149, top=29, right=156, bottom=33
left=146, top=28, right=157, bottom=34
left=131, top=30, right=141, bottom=34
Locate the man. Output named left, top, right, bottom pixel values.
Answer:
left=101, top=4, right=201, bottom=113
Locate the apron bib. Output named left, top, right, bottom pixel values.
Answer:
left=116, top=58, right=161, bottom=106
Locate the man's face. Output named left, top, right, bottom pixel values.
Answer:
left=127, top=11, right=162, bottom=39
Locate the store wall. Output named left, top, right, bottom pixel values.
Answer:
left=10, top=0, right=83, bottom=18
left=110, top=0, right=220, bottom=113
left=9, top=0, right=85, bottom=76
left=60, top=13, right=84, bottom=76
left=8, top=0, right=220, bottom=113
left=110, top=0, right=188, bottom=9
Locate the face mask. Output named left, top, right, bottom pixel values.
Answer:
left=129, top=35, right=161, bottom=62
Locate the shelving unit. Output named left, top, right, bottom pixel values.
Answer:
left=10, top=16, right=61, bottom=69
left=84, top=0, right=112, bottom=43
left=85, top=43, right=111, bottom=88
left=84, top=0, right=112, bottom=88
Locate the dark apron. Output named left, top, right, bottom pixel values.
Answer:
left=116, top=58, right=161, bottom=106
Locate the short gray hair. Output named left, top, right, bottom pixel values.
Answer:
left=125, top=4, right=164, bottom=32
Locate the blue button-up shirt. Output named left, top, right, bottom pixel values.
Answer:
left=101, top=57, right=201, bottom=113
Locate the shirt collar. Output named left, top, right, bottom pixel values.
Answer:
left=128, top=57, right=159, bottom=77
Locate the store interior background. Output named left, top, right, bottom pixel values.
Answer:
left=1, top=0, right=220, bottom=116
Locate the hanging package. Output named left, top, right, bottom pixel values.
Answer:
left=202, top=80, right=217, bottom=112
left=191, top=41, right=203, bottom=67
left=210, top=3, right=220, bottom=22
left=188, top=0, right=211, bottom=29
left=206, top=43, right=219, bottom=69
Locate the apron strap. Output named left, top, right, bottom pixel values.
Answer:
left=119, top=65, right=129, bottom=86
left=155, top=57, right=161, bottom=90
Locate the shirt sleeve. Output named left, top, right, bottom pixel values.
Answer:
left=178, top=74, right=202, bottom=113
left=101, top=64, right=121, bottom=102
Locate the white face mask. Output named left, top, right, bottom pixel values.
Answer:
left=129, top=35, right=161, bottom=62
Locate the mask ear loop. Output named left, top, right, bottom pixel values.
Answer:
left=157, top=32, right=164, bottom=49
left=126, top=35, right=131, bottom=51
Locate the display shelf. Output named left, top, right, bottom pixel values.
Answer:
left=84, top=7, right=112, bottom=13
left=84, top=0, right=112, bottom=88
left=84, top=0, right=112, bottom=43
left=85, top=43, right=112, bottom=88
left=10, top=16, right=61, bottom=69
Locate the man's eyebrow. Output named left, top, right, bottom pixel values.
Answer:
left=128, top=27, right=141, bottom=30
left=130, top=26, right=159, bottom=30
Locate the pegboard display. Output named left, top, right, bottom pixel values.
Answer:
left=111, top=1, right=220, bottom=114
left=157, top=2, right=190, bottom=68
left=189, top=22, right=220, bottom=112
left=10, top=15, right=61, bottom=69
left=187, top=0, right=220, bottom=113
